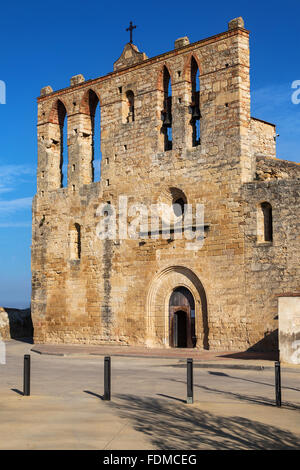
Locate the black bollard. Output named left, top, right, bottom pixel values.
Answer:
left=275, top=361, right=281, bottom=407
left=23, top=354, right=31, bottom=396
left=103, top=356, right=111, bottom=401
left=187, top=358, right=193, bottom=404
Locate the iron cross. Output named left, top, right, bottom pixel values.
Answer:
left=126, top=21, right=137, bottom=44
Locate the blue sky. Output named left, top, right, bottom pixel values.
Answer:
left=0, top=0, right=299, bottom=308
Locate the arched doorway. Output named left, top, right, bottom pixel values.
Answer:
left=146, top=265, right=209, bottom=349
left=169, top=286, right=195, bottom=348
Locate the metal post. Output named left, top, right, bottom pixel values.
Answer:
left=275, top=361, right=281, bottom=407
left=23, top=354, right=31, bottom=396
left=103, top=356, right=111, bottom=401
left=187, top=358, right=193, bottom=404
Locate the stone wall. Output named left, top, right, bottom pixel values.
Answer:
left=242, top=177, right=300, bottom=350
left=255, top=155, right=300, bottom=180
left=31, top=17, right=300, bottom=351
left=250, top=118, right=276, bottom=159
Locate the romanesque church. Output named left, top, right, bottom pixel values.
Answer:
left=32, top=17, right=300, bottom=351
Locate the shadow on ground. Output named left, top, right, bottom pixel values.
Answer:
left=84, top=390, right=104, bottom=400
left=110, top=394, right=300, bottom=450
left=164, top=377, right=300, bottom=411
left=207, top=371, right=300, bottom=393
left=218, top=351, right=279, bottom=361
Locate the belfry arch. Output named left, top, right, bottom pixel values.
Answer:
left=146, top=266, right=209, bottom=349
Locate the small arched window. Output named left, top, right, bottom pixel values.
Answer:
left=70, top=223, right=81, bottom=260
left=125, top=90, right=135, bottom=123
left=262, top=202, right=273, bottom=242
left=257, top=202, right=273, bottom=243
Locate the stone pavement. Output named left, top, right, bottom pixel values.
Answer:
left=31, top=342, right=280, bottom=370
left=0, top=340, right=299, bottom=450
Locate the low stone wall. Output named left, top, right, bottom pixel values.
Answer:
left=256, top=155, right=300, bottom=181
left=278, top=295, right=300, bottom=364
left=0, top=307, right=33, bottom=340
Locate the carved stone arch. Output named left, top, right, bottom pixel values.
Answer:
left=157, top=63, right=174, bottom=92
left=45, top=98, right=69, bottom=188
left=146, top=265, right=209, bottom=349
left=122, top=82, right=138, bottom=96
left=48, top=98, right=68, bottom=125
left=79, top=87, right=102, bottom=115
left=78, top=88, right=102, bottom=183
left=183, top=53, right=203, bottom=82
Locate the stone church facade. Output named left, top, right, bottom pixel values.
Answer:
left=31, top=17, right=300, bottom=351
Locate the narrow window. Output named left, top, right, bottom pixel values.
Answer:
left=190, top=57, right=201, bottom=147
left=162, top=66, right=172, bottom=151
left=125, top=90, right=135, bottom=123
left=257, top=202, right=273, bottom=243
left=262, top=202, right=273, bottom=242
left=70, top=223, right=81, bottom=260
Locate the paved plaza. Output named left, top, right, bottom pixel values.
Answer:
left=0, top=340, right=299, bottom=450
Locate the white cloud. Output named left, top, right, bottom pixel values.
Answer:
left=0, top=197, right=32, bottom=214
left=0, top=164, right=34, bottom=178
left=0, top=164, right=34, bottom=195
left=0, top=164, right=34, bottom=225
left=0, top=222, right=31, bottom=228
left=252, top=84, right=289, bottom=111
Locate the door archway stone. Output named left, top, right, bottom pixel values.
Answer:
left=146, top=265, right=208, bottom=348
